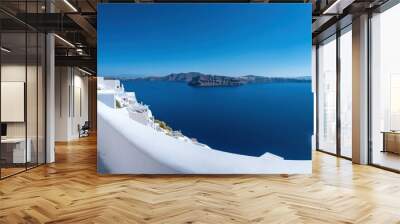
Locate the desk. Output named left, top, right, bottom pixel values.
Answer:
left=382, top=131, right=400, bottom=154
left=1, top=138, right=31, bottom=163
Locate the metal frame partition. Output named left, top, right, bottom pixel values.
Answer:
left=315, top=0, right=400, bottom=173
left=0, top=23, right=2, bottom=179
left=315, top=22, right=353, bottom=161
left=367, top=0, right=400, bottom=173
left=336, top=28, right=342, bottom=159
left=0, top=0, right=47, bottom=180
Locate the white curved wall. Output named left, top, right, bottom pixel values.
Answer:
left=98, top=102, right=311, bottom=174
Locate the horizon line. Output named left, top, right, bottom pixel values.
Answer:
left=100, top=72, right=311, bottom=78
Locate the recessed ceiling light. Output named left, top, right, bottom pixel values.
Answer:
left=54, top=34, right=75, bottom=48
left=322, top=0, right=354, bottom=15
left=1, top=47, right=11, bottom=53
left=78, top=67, right=93, bottom=76
left=63, top=0, right=78, bottom=12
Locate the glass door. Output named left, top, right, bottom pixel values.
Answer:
left=317, top=35, right=337, bottom=154
left=370, top=3, right=400, bottom=171
left=339, top=26, right=352, bottom=158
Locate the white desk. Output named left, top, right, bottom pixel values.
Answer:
left=1, top=138, right=31, bottom=163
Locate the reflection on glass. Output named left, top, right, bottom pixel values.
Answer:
left=390, top=75, right=400, bottom=130
left=318, top=36, right=337, bottom=154
left=340, top=28, right=352, bottom=158
left=0, top=1, right=47, bottom=179
left=1, top=32, right=27, bottom=177
left=38, top=33, right=46, bottom=165
left=27, top=31, right=38, bottom=169
left=371, top=3, right=400, bottom=171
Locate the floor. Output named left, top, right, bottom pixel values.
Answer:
left=1, top=163, right=42, bottom=179
left=0, top=136, right=400, bottom=223
left=0, top=167, right=25, bottom=178
left=372, top=150, right=400, bottom=171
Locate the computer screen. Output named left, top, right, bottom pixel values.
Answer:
left=1, top=123, right=7, bottom=137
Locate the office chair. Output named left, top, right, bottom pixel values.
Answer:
left=79, top=121, right=90, bottom=138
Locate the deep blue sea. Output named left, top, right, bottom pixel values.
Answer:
left=122, top=80, right=313, bottom=160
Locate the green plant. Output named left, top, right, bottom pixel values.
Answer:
left=116, top=99, right=122, bottom=109
left=155, top=119, right=173, bottom=132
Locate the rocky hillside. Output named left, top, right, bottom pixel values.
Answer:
left=133, top=72, right=311, bottom=87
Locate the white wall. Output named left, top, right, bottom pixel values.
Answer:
left=55, top=67, right=69, bottom=141
left=1, top=64, right=39, bottom=138
left=72, top=73, right=89, bottom=138
left=352, top=14, right=369, bottom=164
left=1, top=63, right=47, bottom=164
left=98, top=102, right=312, bottom=174
left=55, top=67, right=89, bottom=141
left=46, top=32, right=55, bottom=163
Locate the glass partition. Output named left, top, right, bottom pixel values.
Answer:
left=339, top=26, right=352, bottom=158
left=370, top=3, right=400, bottom=171
left=38, top=32, right=46, bottom=165
left=317, top=35, right=337, bottom=154
left=27, top=30, right=38, bottom=169
left=1, top=30, right=28, bottom=178
left=0, top=1, right=46, bottom=179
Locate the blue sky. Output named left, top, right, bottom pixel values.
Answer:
left=98, top=3, right=311, bottom=78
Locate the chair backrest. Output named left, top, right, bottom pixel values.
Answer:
left=82, top=121, right=90, bottom=129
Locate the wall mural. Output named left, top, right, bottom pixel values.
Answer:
left=97, top=3, right=313, bottom=174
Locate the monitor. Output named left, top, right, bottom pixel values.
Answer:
left=1, top=123, right=7, bottom=137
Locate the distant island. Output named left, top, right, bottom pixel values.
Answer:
left=120, top=72, right=311, bottom=87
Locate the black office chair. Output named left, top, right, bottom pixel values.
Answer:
left=79, top=121, right=90, bottom=138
